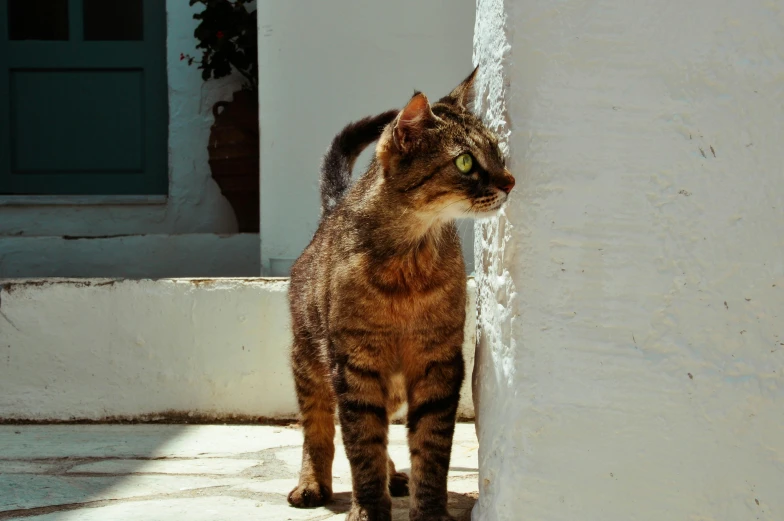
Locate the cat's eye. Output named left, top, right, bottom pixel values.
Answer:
left=455, top=153, right=473, bottom=173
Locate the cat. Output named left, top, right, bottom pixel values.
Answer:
left=287, top=68, right=515, bottom=521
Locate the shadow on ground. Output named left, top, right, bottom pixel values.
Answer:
left=325, top=491, right=476, bottom=521
left=0, top=424, right=479, bottom=520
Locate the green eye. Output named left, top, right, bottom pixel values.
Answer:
left=455, top=153, right=473, bottom=173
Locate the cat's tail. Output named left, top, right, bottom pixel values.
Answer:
left=320, top=109, right=399, bottom=215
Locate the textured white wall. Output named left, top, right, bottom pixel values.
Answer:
left=257, top=0, right=476, bottom=275
left=0, top=279, right=294, bottom=421
left=0, top=1, right=239, bottom=237
left=0, top=278, right=477, bottom=421
left=0, top=234, right=259, bottom=278
left=472, top=1, right=784, bottom=520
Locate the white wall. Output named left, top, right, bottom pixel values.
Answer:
left=0, top=234, right=259, bottom=278
left=257, top=0, right=477, bottom=275
left=0, top=1, right=240, bottom=237
left=472, top=1, right=784, bottom=520
left=0, top=278, right=477, bottom=421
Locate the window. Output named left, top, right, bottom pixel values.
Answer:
left=0, top=0, right=168, bottom=195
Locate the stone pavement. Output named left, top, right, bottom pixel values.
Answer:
left=0, top=423, right=478, bottom=520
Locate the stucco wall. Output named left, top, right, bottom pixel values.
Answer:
left=472, top=1, right=784, bottom=520
left=0, top=234, right=260, bottom=279
left=0, top=278, right=477, bottom=421
left=0, top=0, right=240, bottom=237
left=257, top=0, right=477, bottom=275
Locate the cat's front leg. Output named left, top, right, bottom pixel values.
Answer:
left=404, top=340, right=464, bottom=521
left=332, top=336, right=394, bottom=521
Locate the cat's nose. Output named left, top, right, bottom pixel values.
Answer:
left=499, top=171, right=515, bottom=194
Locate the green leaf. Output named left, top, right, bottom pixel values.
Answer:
left=188, top=0, right=258, bottom=91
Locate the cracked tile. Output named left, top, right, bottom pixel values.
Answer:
left=0, top=474, right=244, bottom=511
left=66, top=458, right=258, bottom=476
left=20, top=497, right=321, bottom=521
left=0, top=425, right=303, bottom=459
left=0, top=424, right=477, bottom=519
left=0, top=461, right=60, bottom=474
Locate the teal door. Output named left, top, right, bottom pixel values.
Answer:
left=0, top=0, right=168, bottom=195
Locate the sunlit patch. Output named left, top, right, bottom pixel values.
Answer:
left=417, top=192, right=474, bottom=223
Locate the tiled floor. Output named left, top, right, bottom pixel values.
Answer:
left=0, top=423, right=478, bottom=520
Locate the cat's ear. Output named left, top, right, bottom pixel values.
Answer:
left=393, top=92, right=437, bottom=153
left=440, top=66, right=478, bottom=110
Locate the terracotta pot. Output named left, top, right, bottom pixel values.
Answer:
left=208, top=89, right=260, bottom=233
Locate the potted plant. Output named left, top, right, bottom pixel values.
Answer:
left=185, top=0, right=259, bottom=233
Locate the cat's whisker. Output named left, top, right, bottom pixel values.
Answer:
left=441, top=197, right=471, bottom=212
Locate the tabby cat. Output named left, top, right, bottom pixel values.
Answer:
left=287, top=68, right=515, bottom=521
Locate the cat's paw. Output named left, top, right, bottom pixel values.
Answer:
left=388, top=471, right=409, bottom=497
left=346, top=504, right=392, bottom=521
left=287, top=481, right=331, bottom=508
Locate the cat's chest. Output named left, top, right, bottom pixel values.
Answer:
left=387, top=292, right=445, bottom=322
left=331, top=245, right=466, bottom=330
left=361, top=282, right=466, bottom=333
left=370, top=243, right=463, bottom=294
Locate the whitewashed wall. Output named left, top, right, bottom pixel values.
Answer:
left=0, top=234, right=259, bottom=279
left=0, top=0, right=240, bottom=238
left=472, top=1, right=784, bottom=520
left=0, top=278, right=477, bottom=421
left=257, top=0, right=476, bottom=275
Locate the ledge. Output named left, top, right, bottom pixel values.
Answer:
left=0, top=195, right=168, bottom=206
left=0, top=234, right=260, bottom=279
left=0, top=277, right=477, bottom=422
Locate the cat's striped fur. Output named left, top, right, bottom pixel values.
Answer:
left=287, top=68, right=515, bottom=521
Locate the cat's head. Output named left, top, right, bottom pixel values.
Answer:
left=377, top=68, right=515, bottom=221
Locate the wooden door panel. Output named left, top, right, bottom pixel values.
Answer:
left=11, top=69, right=144, bottom=173
left=0, top=0, right=167, bottom=195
